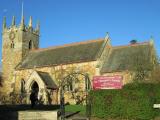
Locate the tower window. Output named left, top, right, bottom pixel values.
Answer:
left=29, top=40, right=32, bottom=49
left=11, top=41, right=14, bottom=48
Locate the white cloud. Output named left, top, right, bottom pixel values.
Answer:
left=3, top=9, right=8, bottom=13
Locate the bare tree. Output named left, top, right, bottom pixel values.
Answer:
left=51, top=64, right=92, bottom=104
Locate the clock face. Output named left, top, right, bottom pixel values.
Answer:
left=9, top=32, right=15, bottom=40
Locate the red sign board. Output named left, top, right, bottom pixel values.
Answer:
left=93, top=75, right=123, bottom=90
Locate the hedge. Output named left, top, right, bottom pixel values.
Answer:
left=89, top=83, right=160, bottom=120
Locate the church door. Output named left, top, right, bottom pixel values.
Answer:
left=31, top=81, right=39, bottom=100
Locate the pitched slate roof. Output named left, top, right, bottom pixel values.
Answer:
left=37, top=71, right=57, bottom=89
left=101, top=42, right=153, bottom=73
left=17, top=39, right=105, bottom=69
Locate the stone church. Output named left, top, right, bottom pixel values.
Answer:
left=0, top=16, right=156, bottom=104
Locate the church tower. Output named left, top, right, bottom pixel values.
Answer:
left=1, top=16, right=40, bottom=94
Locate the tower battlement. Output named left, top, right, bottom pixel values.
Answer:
left=2, top=16, right=40, bottom=35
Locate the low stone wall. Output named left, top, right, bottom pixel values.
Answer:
left=18, top=111, right=58, bottom=120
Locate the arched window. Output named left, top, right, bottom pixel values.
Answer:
left=21, top=79, right=25, bottom=93
left=29, top=40, right=32, bottom=49
left=85, top=76, right=91, bottom=91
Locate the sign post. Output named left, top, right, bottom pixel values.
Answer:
left=93, top=75, right=123, bottom=90
left=153, top=104, right=160, bottom=109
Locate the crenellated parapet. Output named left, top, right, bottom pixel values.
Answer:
left=2, top=16, right=40, bottom=36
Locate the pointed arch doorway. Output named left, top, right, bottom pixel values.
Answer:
left=25, top=71, right=58, bottom=104
left=31, top=81, right=39, bottom=99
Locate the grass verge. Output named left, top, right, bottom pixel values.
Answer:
left=65, top=105, right=86, bottom=115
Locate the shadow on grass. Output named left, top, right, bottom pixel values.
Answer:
left=0, top=104, right=60, bottom=111
left=0, top=104, right=60, bottom=120
left=65, top=111, right=80, bottom=118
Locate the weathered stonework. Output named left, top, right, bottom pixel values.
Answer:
left=14, top=61, right=98, bottom=104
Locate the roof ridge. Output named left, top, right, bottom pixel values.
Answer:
left=112, top=41, right=150, bottom=49
left=31, top=38, right=104, bottom=53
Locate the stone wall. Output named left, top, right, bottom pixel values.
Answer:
left=4, top=59, right=135, bottom=105
left=14, top=61, right=99, bottom=104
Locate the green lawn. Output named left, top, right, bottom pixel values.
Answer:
left=65, top=105, right=86, bottom=115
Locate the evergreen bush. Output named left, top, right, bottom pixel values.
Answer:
left=89, top=83, right=160, bottom=120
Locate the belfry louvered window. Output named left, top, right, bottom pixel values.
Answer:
left=29, top=40, right=32, bottom=49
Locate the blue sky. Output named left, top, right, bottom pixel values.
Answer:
left=0, top=0, right=160, bottom=65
